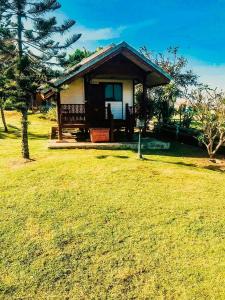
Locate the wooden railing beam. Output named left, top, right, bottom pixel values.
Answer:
left=55, top=92, right=63, bottom=141
left=107, top=103, right=114, bottom=142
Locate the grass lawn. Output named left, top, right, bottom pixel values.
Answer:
left=0, top=112, right=225, bottom=299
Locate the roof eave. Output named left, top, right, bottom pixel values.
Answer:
left=53, top=41, right=172, bottom=87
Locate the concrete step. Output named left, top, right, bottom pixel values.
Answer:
left=48, top=139, right=170, bottom=150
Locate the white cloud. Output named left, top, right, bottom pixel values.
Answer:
left=189, top=59, right=225, bottom=90
left=48, top=11, right=125, bottom=42
left=37, top=11, right=127, bottom=51
left=76, top=25, right=126, bottom=41
left=25, top=8, right=224, bottom=91
left=74, top=18, right=157, bottom=42
left=25, top=10, right=158, bottom=54
left=71, top=19, right=157, bottom=50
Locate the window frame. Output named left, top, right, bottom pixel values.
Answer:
left=103, top=82, right=123, bottom=102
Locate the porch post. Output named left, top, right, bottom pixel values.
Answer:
left=125, top=103, right=132, bottom=140
left=142, top=75, right=147, bottom=115
left=84, top=75, right=89, bottom=125
left=55, top=91, right=62, bottom=141
left=142, top=74, right=148, bottom=134
left=108, top=103, right=114, bottom=142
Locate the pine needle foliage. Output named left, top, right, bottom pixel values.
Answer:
left=0, top=0, right=81, bottom=158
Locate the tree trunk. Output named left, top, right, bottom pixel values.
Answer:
left=209, top=153, right=215, bottom=159
left=17, top=9, right=23, bottom=58
left=207, top=142, right=213, bottom=159
left=208, top=144, right=217, bottom=162
left=21, top=109, right=30, bottom=159
left=212, top=135, right=225, bottom=158
left=17, top=6, right=30, bottom=159
left=0, top=104, right=8, bottom=132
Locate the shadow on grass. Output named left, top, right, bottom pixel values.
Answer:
left=141, top=157, right=225, bottom=173
left=95, top=151, right=224, bottom=173
left=96, top=155, right=129, bottom=159
left=146, top=158, right=197, bottom=167
left=0, top=124, right=48, bottom=140
left=0, top=125, right=20, bottom=139
left=203, top=165, right=225, bottom=173
left=29, top=133, right=48, bottom=140
left=141, top=141, right=207, bottom=159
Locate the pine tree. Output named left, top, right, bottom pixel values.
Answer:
left=0, top=0, right=81, bottom=159
left=0, top=24, right=16, bottom=133
left=0, top=64, right=9, bottom=133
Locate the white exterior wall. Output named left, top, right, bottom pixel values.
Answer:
left=60, top=78, right=85, bottom=104
left=60, top=77, right=133, bottom=120
left=91, top=79, right=133, bottom=119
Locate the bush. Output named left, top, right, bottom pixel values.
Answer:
left=4, top=98, right=15, bottom=110
left=40, top=107, right=57, bottom=121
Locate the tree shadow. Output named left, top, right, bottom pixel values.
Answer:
left=96, top=155, right=129, bottom=159
left=0, top=125, right=21, bottom=139
left=94, top=139, right=223, bottom=164
left=29, top=132, right=48, bottom=140
left=142, top=157, right=197, bottom=167
left=175, top=161, right=197, bottom=167
left=140, top=141, right=208, bottom=159
left=141, top=157, right=225, bottom=173
left=203, top=165, right=225, bottom=173
left=0, top=124, right=48, bottom=140
left=95, top=151, right=225, bottom=173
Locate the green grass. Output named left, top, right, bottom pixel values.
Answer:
left=0, top=112, right=225, bottom=299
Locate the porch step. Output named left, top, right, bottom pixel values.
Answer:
left=48, top=139, right=170, bottom=150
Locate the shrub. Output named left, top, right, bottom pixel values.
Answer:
left=40, top=107, right=57, bottom=121
left=4, top=98, right=15, bottom=111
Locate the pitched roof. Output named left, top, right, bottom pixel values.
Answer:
left=53, top=42, right=172, bottom=88
left=65, top=44, right=115, bottom=76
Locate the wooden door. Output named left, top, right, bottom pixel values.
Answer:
left=86, top=83, right=105, bottom=126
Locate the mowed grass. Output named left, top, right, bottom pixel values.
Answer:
left=0, top=112, right=225, bottom=299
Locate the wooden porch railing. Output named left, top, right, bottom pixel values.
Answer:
left=59, top=103, right=135, bottom=125
left=60, top=103, right=116, bottom=124
left=60, top=104, right=86, bottom=124
left=57, top=103, right=136, bottom=141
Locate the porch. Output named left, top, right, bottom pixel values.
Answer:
left=56, top=102, right=135, bottom=142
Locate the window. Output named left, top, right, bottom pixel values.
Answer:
left=104, top=83, right=122, bottom=102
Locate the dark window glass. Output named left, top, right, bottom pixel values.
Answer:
left=104, top=83, right=122, bottom=101
left=105, top=84, right=113, bottom=100
left=114, top=84, right=122, bottom=101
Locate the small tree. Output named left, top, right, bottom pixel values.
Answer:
left=135, top=84, right=155, bottom=133
left=140, top=46, right=198, bottom=124
left=67, top=48, right=93, bottom=67
left=191, top=87, right=225, bottom=160
left=0, top=0, right=81, bottom=159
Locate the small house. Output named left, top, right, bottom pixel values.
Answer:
left=45, top=42, right=171, bottom=141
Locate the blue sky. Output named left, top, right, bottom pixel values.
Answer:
left=59, top=0, right=225, bottom=88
